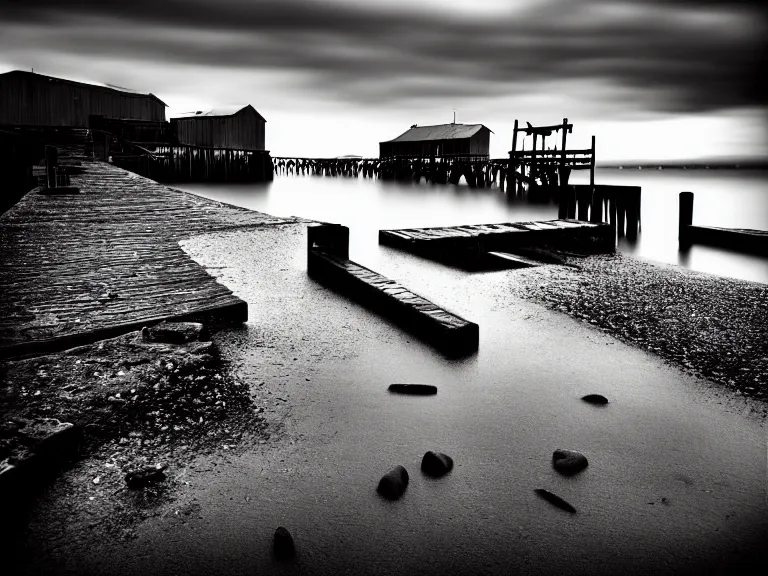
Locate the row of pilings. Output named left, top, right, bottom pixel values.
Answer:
left=272, top=156, right=522, bottom=191
left=273, top=157, right=381, bottom=178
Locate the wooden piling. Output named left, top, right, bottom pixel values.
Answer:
left=608, top=192, right=617, bottom=238
left=625, top=188, right=639, bottom=240
left=576, top=186, right=590, bottom=221
left=616, top=194, right=626, bottom=238
left=509, top=120, right=519, bottom=195
left=559, top=186, right=575, bottom=219
left=590, top=186, right=603, bottom=223
left=679, top=191, right=694, bottom=247
left=45, top=145, right=57, bottom=189
left=589, top=135, right=596, bottom=188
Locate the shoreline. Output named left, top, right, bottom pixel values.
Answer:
left=508, top=250, right=767, bottom=408
left=3, top=171, right=766, bottom=572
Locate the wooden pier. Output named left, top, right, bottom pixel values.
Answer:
left=0, top=142, right=294, bottom=358
left=308, top=224, right=479, bottom=357
left=379, top=220, right=614, bottom=269
left=679, top=191, right=768, bottom=255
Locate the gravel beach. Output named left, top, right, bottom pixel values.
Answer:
left=509, top=251, right=768, bottom=407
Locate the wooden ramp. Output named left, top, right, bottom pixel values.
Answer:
left=379, top=220, right=613, bottom=269
left=308, top=224, right=478, bottom=358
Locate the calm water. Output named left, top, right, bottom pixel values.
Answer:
left=177, top=168, right=768, bottom=284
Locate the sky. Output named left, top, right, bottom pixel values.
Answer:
left=0, top=0, right=766, bottom=161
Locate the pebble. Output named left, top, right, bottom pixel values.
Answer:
left=421, top=451, right=454, bottom=477
left=387, top=384, right=437, bottom=395
left=377, top=465, right=409, bottom=500
left=273, top=526, right=295, bottom=560
left=552, top=449, right=589, bottom=476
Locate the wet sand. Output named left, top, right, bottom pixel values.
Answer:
left=11, top=223, right=766, bottom=575
left=17, top=224, right=760, bottom=575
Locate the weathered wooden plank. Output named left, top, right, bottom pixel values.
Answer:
left=0, top=156, right=293, bottom=355
left=308, top=225, right=478, bottom=357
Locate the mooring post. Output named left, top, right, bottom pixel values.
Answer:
left=307, top=223, right=349, bottom=260
left=45, top=145, right=58, bottom=189
left=679, top=191, right=694, bottom=248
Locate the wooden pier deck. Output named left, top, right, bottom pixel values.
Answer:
left=0, top=152, right=294, bottom=358
left=379, top=220, right=614, bottom=268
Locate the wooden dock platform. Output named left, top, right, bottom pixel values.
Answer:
left=308, top=224, right=479, bottom=357
left=379, top=220, right=614, bottom=268
left=0, top=150, right=294, bottom=358
left=686, top=225, right=768, bottom=256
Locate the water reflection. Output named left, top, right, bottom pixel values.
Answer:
left=177, top=168, right=768, bottom=284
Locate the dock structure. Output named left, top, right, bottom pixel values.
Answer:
left=0, top=141, right=294, bottom=358
left=308, top=224, right=479, bottom=357
left=273, top=118, right=597, bottom=196
left=379, top=220, right=615, bottom=269
left=679, top=191, right=768, bottom=255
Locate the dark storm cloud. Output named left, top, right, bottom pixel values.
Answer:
left=1, top=0, right=764, bottom=113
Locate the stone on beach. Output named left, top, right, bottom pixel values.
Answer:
left=377, top=465, right=409, bottom=500
left=534, top=488, right=577, bottom=513
left=552, top=449, right=589, bottom=476
left=141, top=322, right=207, bottom=344
left=421, top=451, right=454, bottom=477
left=273, top=526, right=295, bottom=560
left=581, top=394, right=609, bottom=405
left=387, top=384, right=437, bottom=395
left=124, top=463, right=168, bottom=489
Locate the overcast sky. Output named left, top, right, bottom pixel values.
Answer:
left=1, top=0, right=765, bottom=160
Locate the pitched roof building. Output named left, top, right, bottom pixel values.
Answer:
left=380, top=123, right=492, bottom=158
left=171, top=105, right=266, bottom=151
left=0, top=70, right=167, bottom=126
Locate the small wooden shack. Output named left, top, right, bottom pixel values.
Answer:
left=380, top=123, right=492, bottom=158
left=171, top=105, right=266, bottom=151
left=0, top=70, right=167, bottom=126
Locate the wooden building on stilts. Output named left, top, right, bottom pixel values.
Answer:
left=379, top=123, right=492, bottom=159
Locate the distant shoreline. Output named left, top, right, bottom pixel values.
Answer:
left=598, top=160, right=768, bottom=171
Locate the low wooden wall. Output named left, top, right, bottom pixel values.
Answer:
left=308, top=224, right=479, bottom=358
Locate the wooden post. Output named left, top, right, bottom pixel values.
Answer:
left=626, top=187, right=640, bottom=240
left=559, top=117, right=568, bottom=187
left=577, top=186, right=590, bottom=221
left=558, top=186, right=574, bottom=219
left=509, top=119, right=518, bottom=195
left=590, top=186, right=603, bottom=223
left=45, top=145, right=57, bottom=188
left=531, top=133, right=538, bottom=187
left=679, top=191, right=694, bottom=248
left=589, top=135, right=596, bottom=188
left=616, top=194, right=626, bottom=237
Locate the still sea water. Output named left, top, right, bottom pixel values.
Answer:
left=176, top=168, right=768, bottom=284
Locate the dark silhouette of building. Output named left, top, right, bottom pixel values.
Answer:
left=379, top=123, right=492, bottom=158
left=0, top=70, right=167, bottom=126
left=171, top=105, right=266, bottom=151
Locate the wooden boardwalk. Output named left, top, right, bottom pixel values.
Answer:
left=379, top=220, right=614, bottom=268
left=0, top=151, right=294, bottom=358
